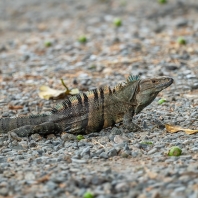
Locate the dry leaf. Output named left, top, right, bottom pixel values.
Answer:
left=165, top=124, right=198, bottom=135
left=144, top=167, right=158, bottom=179
left=36, top=174, right=50, bottom=183
left=38, top=79, right=79, bottom=100
left=9, top=105, right=23, bottom=110
left=38, top=85, right=68, bottom=100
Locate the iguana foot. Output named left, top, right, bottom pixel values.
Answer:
left=8, top=125, right=34, bottom=141
left=8, top=131, right=23, bottom=141
left=9, top=125, right=34, bottom=141
left=123, top=121, right=141, bottom=132
left=122, top=110, right=141, bottom=132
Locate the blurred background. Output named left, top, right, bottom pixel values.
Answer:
left=0, top=0, right=198, bottom=114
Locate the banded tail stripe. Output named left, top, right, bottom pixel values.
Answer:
left=97, top=87, right=105, bottom=130
left=82, top=93, right=89, bottom=132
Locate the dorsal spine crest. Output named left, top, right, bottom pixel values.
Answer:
left=51, top=75, right=140, bottom=113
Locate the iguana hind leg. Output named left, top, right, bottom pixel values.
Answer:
left=33, top=122, right=62, bottom=136
left=8, top=122, right=62, bottom=140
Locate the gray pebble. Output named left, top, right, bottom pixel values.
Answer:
left=147, top=148, right=157, bottom=155
left=71, top=158, right=87, bottom=164
left=107, top=148, right=117, bottom=157
left=0, top=187, right=9, bottom=196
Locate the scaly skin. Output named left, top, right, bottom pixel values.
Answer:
left=0, top=75, right=173, bottom=138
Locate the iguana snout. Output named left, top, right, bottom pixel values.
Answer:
left=139, top=76, right=173, bottom=93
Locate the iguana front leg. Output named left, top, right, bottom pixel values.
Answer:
left=8, top=122, right=62, bottom=140
left=123, top=110, right=141, bottom=132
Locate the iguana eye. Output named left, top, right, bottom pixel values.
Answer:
left=152, top=80, right=156, bottom=83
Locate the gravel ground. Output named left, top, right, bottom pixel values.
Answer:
left=0, top=0, right=198, bottom=197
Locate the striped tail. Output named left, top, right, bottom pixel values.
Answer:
left=0, top=114, right=50, bottom=133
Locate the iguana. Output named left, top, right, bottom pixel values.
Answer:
left=0, top=75, right=173, bottom=138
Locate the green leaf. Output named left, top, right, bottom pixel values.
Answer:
left=113, top=18, right=122, bottom=27
left=44, top=41, right=52, bottom=47
left=158, top=0, right=167, bottom=4
left=177, top=37, right=186, bottom=45
left=168, top=146, right=182, bottom=156
left=83, top=192, right=94, bottom=198
left=77, top=135, right=85, bottom=141
left=158, top=98, right=167, bottom=105
left=78, top=36, right=87, bottom=43
left=140, top=141, right=153, bottom=145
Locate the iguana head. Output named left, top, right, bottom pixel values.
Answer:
left=134, top=76, right=173, bottom=114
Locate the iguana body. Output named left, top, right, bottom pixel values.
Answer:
left=0, top=75, right=173, bottom=137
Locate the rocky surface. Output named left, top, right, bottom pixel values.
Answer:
left=0, top=0, right=198, bottom=197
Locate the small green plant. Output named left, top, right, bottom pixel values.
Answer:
left=177, top=37, right=186, bottom=45
left=113, top=18, right=122, bottom=27
left=120, top=0, right=127, bottom=6
left=168, top=146, right=182, bottom=156
left=77, top=135, right=85, bottom=141
left=44, top=41, right=52, bottom=47
left=141, top=141, right=153, bottom=145
left=158, top=0, right=167, bottom=4
left=83, top=192, right=94, bottom=198
left=78, top=36, right=87, bottom=43
left=88, top=64, right=96, bottom=70
left=158, top=98, right=167, bottom=105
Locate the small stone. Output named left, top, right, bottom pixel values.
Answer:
left=81, top=147, right=91, bottom=156
left=174, top=186, right=186, bottom=192
left=95, top=148, right=105, bottom=156
left=114, top=135, right=128, bottom=144
left=29, top=140, right=37, bottom=147
left=103, top=68, right=113, bottom=75
left=36, top=158, right=43, bottom=164
left=115, top=182, right=129, bottom=192
left=191, top=83, right=198, bottom=90
left=2, top=112, right=10, bottom=117
left=46, top=181, right=58, bottom=190
left=0, top=187, right=8, bottom=196
left=107, top=148, right=117, bottom=157
left=0, top=45, right=7, bottom=52
left=71, top=158, right=87, bottom=164
left=99, top=152, right=108, bottom=159
left=111, top=127, right=122, bottom=135
left=0, top=157, right=7, bottom=164
left=129, top=190, right=140, bottom=198
left=131, top=151, right=140, bottom=158
left=25, top=172, right=36, bottom=180
left=31, top=134, right=42, bottom=142
left=143, top=120, right=148, bottom=129
left=165, top=64, right=179, bottom=71
left=148, top=148, right=157, bottom=155
left=174, top=19, right=188, bottom=27
left=52, top=141, right=61, bottom=146
left=19, top=140, right=28, bottom=149
left=61, top=133, right=76, bottom=141
left=151, top=190, right=161, bottom=198
left=47, top=134, right=56, bottom=139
